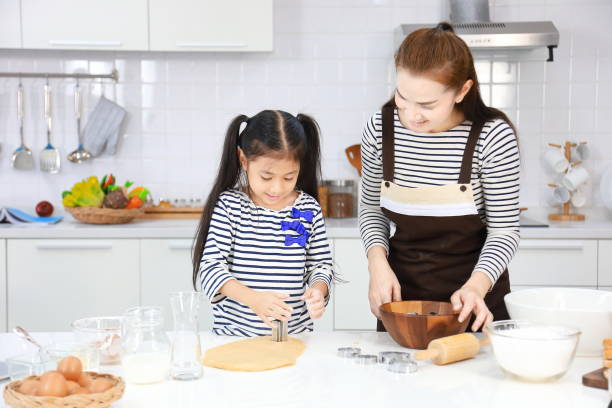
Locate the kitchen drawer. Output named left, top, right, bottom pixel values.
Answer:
left=0, top=1, right=21, bottom=48
left=333, top=238, right=374, bottom=331
left=508, top=239, right=597, bottom=286
left=598, top=240, right=612, bottom=287
left=0, top=240, right=6, bottom=332
left=21, top=0, right=148, bottom=50
left=141, top=239, right=213, bottom=331
left=7, top=239, right=140, bottom=331
left=149, top=0, right=273, bottom=52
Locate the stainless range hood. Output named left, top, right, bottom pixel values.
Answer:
left=395, top=0, right=559, bottom=61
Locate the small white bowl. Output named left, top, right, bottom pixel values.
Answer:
left=486, top=320, right=580, bottom=382
left=504, top=287, right=612, bottom=356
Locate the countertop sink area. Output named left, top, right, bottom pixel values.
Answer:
left=0, top=331, right=608, bottom=408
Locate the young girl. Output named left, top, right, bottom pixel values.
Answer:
left=360, top=23, right=520, bottom=332
left=192, top=110, right=335, bottom=337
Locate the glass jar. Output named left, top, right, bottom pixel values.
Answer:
left=325, top=180, right=357, bottom=218
left=121, top=306, right=170, bottom=384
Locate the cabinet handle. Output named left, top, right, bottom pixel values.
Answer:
left=36, top=242, right=113, bottom=250
left=518, top=242, right=585, bottom=250
left=48, top=40, right=122, bottom=47
left=175, top=41, right=247, bottom=48
left=167, top=242, right=192, bottom=250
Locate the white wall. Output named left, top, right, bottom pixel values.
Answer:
left=0, top=0, right=610, bottom=212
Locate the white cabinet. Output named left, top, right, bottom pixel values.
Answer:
left=140, top=240, right=213, bottom=331
left=598, top=240, right=612, bottom=287
left=333, top=239, right=374, bottom=331
left=508, top=239, right=598, bottom=286
left=7, top=239, right=140, bottom=331
left=149, top=0, right=273, bottom=52
left=0, top=240, right=6, bottom=332
left=21, top=0, right=148, bottom=50
left=0, top=1, right=21, bottom=48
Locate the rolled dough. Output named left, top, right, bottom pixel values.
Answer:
left=202, top=336, right=306, bottom=372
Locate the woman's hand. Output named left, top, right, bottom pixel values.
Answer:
left=367, top=246, right=401, bottom=319
left=245, top=291, right=293, bottom=328
left=301, top=281, right=328, bottom=319
left=450, top=271, right=494, bottom=332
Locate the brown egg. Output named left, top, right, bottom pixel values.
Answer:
left=37, top=371, right=68, bottom=397
left=77, top=372, right=92, bottom=388
left=57, top=356, right=83, bottom=381
left=88, top=377, right=113, bottom=394
left=65, top=380, right=80, bottom=394
left=18, top=378, right=39, bottom=395
left=71, top=386, right=90, bottom=395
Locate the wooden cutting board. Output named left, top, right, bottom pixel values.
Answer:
left=582, top=367, right=608, bottom=390
left=142, top=206, right=203, bottom=219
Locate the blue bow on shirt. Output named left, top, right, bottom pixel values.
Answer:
left=284, top=232, right=309, bottom=247
left=280, top=220, right=307, bottom=235
left=291, top=207, right=313, bottom=222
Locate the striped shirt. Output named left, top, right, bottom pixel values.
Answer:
left=197, top=189, right=334, bottom=336
left=359, top=111, right=520, bottom=285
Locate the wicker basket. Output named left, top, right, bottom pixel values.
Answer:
left=3, top=372, right=125, bottom=408
left=65, top=206, right=144, bottom=225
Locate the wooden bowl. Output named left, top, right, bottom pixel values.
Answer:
left=379, top=300, right=469, bottom=349
left=3, top=372, right=125, bottom=408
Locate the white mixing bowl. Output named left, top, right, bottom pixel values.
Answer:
left=504, top=287, right=612, bottom=356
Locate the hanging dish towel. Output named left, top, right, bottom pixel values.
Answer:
left=82, top=95, right=127, bottom=156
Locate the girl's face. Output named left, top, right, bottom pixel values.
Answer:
left=394, top=68, right=472, bottom=133
left=239, top=150, right=300, bottom=210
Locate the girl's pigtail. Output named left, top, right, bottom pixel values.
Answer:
left=192, top=114, right=248, bottom=289
left=296, top=113, right=321, bottom=201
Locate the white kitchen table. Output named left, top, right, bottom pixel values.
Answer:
left=1, top=331, right=609, bottom=408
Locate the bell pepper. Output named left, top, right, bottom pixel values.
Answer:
left=125, top=196, right=144, bottom=209
left=100, top=174, right=115, bottom=194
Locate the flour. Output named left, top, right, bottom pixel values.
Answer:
left=491, top=327, right=578, bottom=380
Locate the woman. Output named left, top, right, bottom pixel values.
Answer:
left=359, top=23, right=520, bottom=332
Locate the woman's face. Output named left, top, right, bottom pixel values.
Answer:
left=239, top=150, right=300, bottom=210
left=394, top=68, right=471, bottom=133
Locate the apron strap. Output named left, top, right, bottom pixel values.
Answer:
left=381, top=101, right=396, bottom=182
left=458, top=119, right=485, bottom=185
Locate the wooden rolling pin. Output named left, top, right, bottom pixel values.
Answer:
left=414, top=333, right=489, bottom=365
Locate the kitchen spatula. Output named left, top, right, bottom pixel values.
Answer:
left=40, top=82, right=61, bottom=173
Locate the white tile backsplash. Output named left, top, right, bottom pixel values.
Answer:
left=0, top=0, right=611, bottom=212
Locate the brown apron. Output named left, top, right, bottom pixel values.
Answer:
left=376, top=104, right=511, bottom=332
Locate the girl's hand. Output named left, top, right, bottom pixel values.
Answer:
left=246, top=291, right=293, bottom=328
left=367, top=247, right=401, bottom=319
left=450, top=285, right=493, bottom=332
left=301, top=283, right=327, bottom=319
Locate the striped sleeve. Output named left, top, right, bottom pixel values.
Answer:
left=475, top=120, right=521, bottom=285
left=197, top=197, right=236, bottom=304
left=358, top=114, right=391, bottom=255
left=305, top=209, right=334, bottom=304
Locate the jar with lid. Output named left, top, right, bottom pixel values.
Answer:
left=121, top=306, right=170, bottom=384
left=325, top=180, right=357, bottom=218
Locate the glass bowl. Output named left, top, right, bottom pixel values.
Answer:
left=486, top=320, right=580, bottom=382
left=72, top=316, right=123, bottom=365
left=6, top=343, right=100, bottom=381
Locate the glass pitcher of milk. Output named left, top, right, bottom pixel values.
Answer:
left=121, top=306, right=170, bottom=384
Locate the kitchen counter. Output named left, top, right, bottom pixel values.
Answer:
left=1, top=212, right=612, bottom=239
left=0, top=331, right=608, bottom=408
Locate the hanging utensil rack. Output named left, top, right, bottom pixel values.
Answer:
left=0, top=68, right=119, bottom=82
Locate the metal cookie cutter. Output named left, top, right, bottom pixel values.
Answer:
left=271, top=320, right=288, bottom=342
left=337, top=347, right=361, bottom=358
left=379, top=351, right=412, bottom=364
left=355, top=354, right=378, bottom=365
left=387, top=358, right=418, bottom=374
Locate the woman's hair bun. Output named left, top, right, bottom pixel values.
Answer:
left=434, top=22, right=454, bottom=33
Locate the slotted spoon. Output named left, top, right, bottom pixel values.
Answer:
left=67, top=82, right=92, bottom=163
left=40, top=81, right=61, bottom=173
left=11, top=82, right=34, bottom=170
